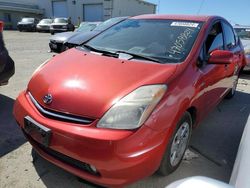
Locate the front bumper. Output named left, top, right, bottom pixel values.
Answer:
left=36, top=26, right=50, bottom=32
left=50, top=28, right=68, bottom=33
left=17, top=24, right=35, bottom=31
left=13, top=91, right=168, bottom=187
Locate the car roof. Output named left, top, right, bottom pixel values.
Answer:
left=131, top=14, right=218, bottom=22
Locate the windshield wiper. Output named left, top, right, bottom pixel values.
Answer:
left=115, top=50, right=163, bottom=64
left=82, top=44, right=117, bottom=57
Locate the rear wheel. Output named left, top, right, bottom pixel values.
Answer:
left=157, top=112, right=192, bottom=175
left=225, top=76, right=239, bottom=99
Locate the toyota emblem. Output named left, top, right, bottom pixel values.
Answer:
left=43, top=94, right=53, bottom=104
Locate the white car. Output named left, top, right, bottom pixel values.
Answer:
left=234, top=26, right=250, bottom=71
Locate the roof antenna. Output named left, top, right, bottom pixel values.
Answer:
left=197, top=0, right=205, bottom=15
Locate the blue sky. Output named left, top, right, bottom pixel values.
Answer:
left=147, top=0, right=250, bottom=25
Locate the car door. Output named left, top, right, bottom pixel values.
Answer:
left=221, top=21, right=241, bottom=90
left=198, top=21, right=228, bottom=112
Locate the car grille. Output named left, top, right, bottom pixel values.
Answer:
left=23, top=131, right=100, bottom=176
left=39, top=26, right=49, bottom=29
left=28, top=92, right=95, bottom=125
left=52, top=25, right=63, bottom=29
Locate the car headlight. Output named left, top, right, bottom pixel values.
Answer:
left=62, top=25, right=67, bottom=29
left=97, top=85, right=167, bottom=130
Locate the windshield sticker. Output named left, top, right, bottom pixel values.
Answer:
left=167, top=28, right=195, bottom=55
left=171, top=22, right=199, bottom=28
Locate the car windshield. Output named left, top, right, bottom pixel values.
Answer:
left=54, top=18, right=68, bottom=23
left=93, top=17, right=125, bottom=31
left=234, top=28, right=250, bottom=39
left=77, top=23, right=98, bottom=32
left=39, top=19, right=52, bottom=24
left=87, top=19, right=203, bottom=63
left=21, top=18, right=34, bottom=23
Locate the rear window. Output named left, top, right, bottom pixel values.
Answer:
left=54, top=18, right=68, bottom=24
left=88, top=19, right=203, bottom=63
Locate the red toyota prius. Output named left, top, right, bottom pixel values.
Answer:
left=13, top=15, right=244, bottom=187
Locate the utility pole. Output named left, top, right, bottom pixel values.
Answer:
left=157, top=0, right=161, bottom=14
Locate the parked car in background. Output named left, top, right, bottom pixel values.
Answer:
left=234, top=26, right=250, bottom=71
left=50, top=18, right=75, bottom=35
left=17, top=18, right=39, bottom=32
left=49, top=22, right=101, bottom=53
left=166, top=115, right=250, bottom=188
left=36, top=19, right=53, bottom=32
left=14, top=15, right=244, bottom=187
left=64, top=16, right=127, bottom=50
left=0, top=21, right=15, bottom=86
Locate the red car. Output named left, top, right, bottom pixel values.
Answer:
left=13, top=15, right=244, bottom=187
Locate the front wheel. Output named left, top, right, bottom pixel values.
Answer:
left=157, top=112, right=192, bottom=176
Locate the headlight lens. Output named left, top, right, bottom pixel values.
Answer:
left=62, top=25, right=67, bottom=29
left=97, top=85, right=167, bottom=130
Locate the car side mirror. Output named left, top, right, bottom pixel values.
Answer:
left=208, top=50, right=234, bottom=64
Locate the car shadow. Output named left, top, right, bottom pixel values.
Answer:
left=190, top=90, right=250, bottom=170
left=0, top=94, right=26, bottom=157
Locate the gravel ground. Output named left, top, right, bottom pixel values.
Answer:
left=0, top=31, right=250, bottom=188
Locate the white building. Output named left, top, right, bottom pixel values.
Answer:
left=37, top=0, right=156, bottom=25
left=0, top=0, right=43, bottom=29
left=0, top=0, right=156, bottom=29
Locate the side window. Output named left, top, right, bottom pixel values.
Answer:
left=222, top=22, right=236, bottom=49
left=205, top=22, right=224, bottom=54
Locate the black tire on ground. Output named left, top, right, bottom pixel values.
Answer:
left=31, top=148, right=39, bottom=163
left=225, top=76, right=239, bottom=99
left=50, top=31, right=54, bottom=35
left=157, top=111, right=192, bottom=176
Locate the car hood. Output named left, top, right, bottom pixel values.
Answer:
left=37, top=23, right=51, bottom=26
left=67, top=31, right=99, bottom=45
left=28, top=48, right=177, bottom=119
left=50, top=32, right=78, bottom=42
left=51, top=23, right=67, bottom=26
left=18, top=22, right=33, bottom=25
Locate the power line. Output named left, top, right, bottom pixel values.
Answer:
left=197, top=0, right=205, bottom=15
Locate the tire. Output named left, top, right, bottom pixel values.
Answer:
left=31, top=148, right=39, bottom=163
left=157, top=112, right=192, bottom=176
left=225, top=76, right=239, bottom=99
left=50, top=31, right=54, bottom=35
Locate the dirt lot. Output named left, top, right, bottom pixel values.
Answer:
left=0, top=31, right=250, bottom=188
